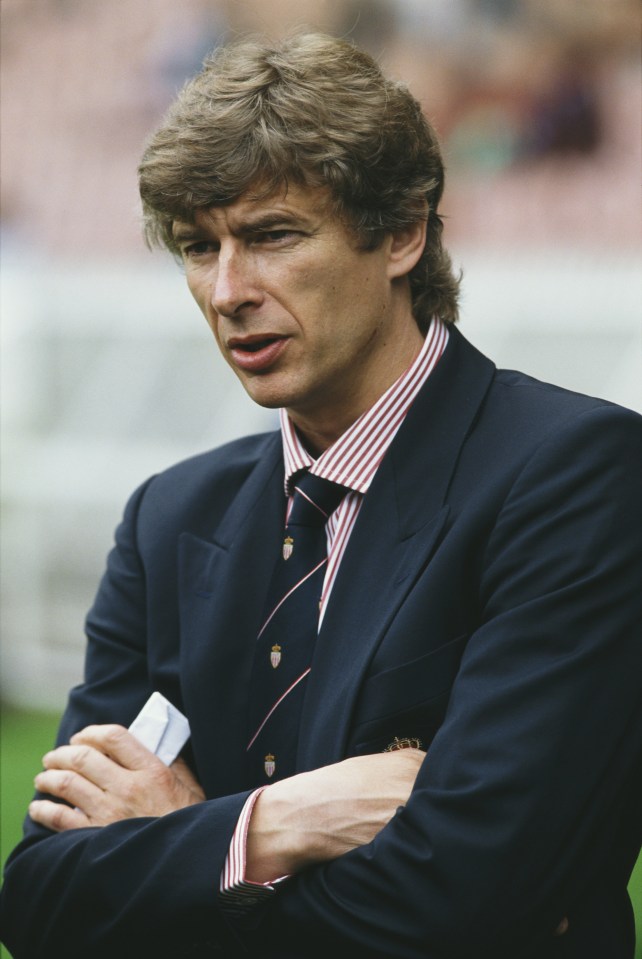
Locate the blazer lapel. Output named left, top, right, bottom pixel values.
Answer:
left=178, top=433, right=285, bottom=796
left=298, top=328, right=496, bottom=770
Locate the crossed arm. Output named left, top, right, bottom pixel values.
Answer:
left=6, top=405, right=639, bottom=957
left=28, top=725, right=570, bottom=944
left=29, top=723, right=425, bottom=882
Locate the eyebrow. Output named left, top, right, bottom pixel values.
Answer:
left=172, top=209, right=315, bottom=243
left=240, top=211, right=308, bottom=232
left=172, top=224, right=204, bottom=243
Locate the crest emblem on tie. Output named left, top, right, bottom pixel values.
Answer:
left=282, top=536, right=294, bottom=560
left=264, top=753, right=276, bottom=777
left=270, top=644, right=282, bottom=668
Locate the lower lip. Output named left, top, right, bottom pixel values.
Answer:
left=230, top=338, right=289, bottom=372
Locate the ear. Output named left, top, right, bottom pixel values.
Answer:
left=386, top=214, right=427, bottom=281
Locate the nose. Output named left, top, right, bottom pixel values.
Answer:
left=210, top=245, right=263, bottom=318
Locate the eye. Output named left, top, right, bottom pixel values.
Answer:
left=182, top=240, right=218, bottom=259
left=253, top=230, right=298, bottom=245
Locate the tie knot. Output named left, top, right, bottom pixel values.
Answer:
left=288, top=472, right=347, bottom=529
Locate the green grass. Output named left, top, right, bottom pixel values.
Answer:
left=1, top=708, right=61, bottom=959
left=1, top=709, right=61, bottom=868
left=633, top=855, right=642, bottom=959
left=1, top=708, right=641, bottom=957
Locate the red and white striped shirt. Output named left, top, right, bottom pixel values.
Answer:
left=220, top=317, right=449, bottom=902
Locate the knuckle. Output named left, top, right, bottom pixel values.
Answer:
left=103, top=724, right=127, bottom=747
left=148, top=764, right=172, bottom=795
left=50, top=803, right=70, bottom=831
left=155, top=762, right=172, bottom=783
left=71, top=744, right=93, bottom=770
left=58, top=770, right=76, bottom=795
left=120, top=776, right=140, bottom=807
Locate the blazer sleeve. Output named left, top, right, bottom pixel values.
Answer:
left=241, top=404, right=642, bottom=958
left=0, top=480, right=254, bottom=959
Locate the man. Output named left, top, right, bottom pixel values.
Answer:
left=1, top=33, right=641, bottom=959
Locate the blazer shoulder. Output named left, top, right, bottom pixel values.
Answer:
left=129, top=430, right=282, bottom=538
left=152, top=430, right=281, bottom=488
left=448, top=325, right=641, bottom=441
left=445, top=342, right=642, bottom=504
left=485, top=364, right=642, bottom=443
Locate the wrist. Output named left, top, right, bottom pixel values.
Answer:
left=245, top=783, right=304, bottom=883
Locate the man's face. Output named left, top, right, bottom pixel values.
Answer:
left=174, top=183, right=423, bottom=449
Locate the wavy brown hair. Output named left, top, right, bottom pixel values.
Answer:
left=138, top=33, right=460, bottom=328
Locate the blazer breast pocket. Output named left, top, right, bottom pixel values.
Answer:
left=348, top=632, right=468, bottom=755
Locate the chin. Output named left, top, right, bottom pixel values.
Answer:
left=242, top=384, right=293, bottom=411
left=241, top=376, right=304, bottom=413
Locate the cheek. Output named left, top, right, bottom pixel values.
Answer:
left=186, top=272, right=212, bottom=313
left=186, top=276, right=219, bottom=336
left=321, top=273, right=386, bottom=341
left=324, top=261, right=380, bottom=310
left=208, top=320, right=226, bottom=357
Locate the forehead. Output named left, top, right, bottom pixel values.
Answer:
left=172, top=181, right=335, bottom=238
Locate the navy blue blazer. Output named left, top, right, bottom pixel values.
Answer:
left=2, top=328, right=641, bottom=958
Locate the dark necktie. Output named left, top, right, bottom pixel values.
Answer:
left=245, top=470, right=347, bottom=786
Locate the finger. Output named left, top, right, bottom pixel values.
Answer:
left=42, top=743, right=121, bottom=790
left=70, top=724, right=160, bottom=771
left=34, top=767, right=105, bottom=813
left=29, top=798, right=91, bottom=833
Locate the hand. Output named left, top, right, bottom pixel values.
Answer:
left=29, top=724, right=205, bottom=833
left=246, top=748, right=425, bottom=883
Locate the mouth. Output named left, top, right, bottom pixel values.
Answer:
left=229, top=335, right=284, bottom=353
left=227, top=334, right=290, bottom=372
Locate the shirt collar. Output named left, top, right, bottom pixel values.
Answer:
left=280, top=316, right=449, bottom=496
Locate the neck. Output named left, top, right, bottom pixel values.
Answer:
left=290, top=321, right=425, bottom=454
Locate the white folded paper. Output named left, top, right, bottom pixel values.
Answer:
left=128, top=692, right=191, bottom=766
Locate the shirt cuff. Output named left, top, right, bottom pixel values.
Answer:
left=219, top=787, right=288, bottom=911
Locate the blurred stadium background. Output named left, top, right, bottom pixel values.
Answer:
left=1, top=0, right=640, bottom=951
